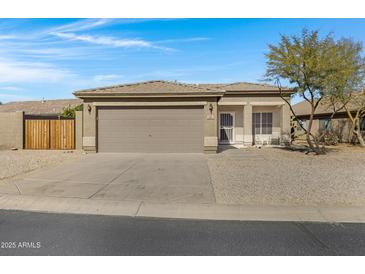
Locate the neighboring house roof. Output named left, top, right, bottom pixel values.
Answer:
left=293, top=99, right=360, bottom=117
left=0, top=99, right=82, bottom=115
left=74, top=80, right=224, bottom=98
left=74, top=80, right=293, bottom=98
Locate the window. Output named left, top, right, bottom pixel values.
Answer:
left=261, top=113, right=273, bottom=134
left=319, top=118, right=332, bottom=131
left=253, top=112, right=273, bottom=135
left=360, top=118, right=365, bottom=131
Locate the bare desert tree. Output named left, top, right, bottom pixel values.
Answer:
left=324, top=39, right=365, bottom=146
left=342, top=91, right=365, bottom=146
left=265, top=29, right=365, bottom=154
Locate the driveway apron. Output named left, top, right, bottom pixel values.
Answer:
left=5, top=153, right=215, bottom=204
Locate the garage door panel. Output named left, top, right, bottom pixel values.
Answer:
left=98, top=108, right=199, bottom=118
left=97, top=106, right=204, bottom=153
left=98, top=119, right=150, bottom=127
left=149, top=119, right=202, bottom=127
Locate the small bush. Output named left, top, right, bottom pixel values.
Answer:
left=61, top=104, right=83, bottom=118
left=321, top=131, right=339, bottom=146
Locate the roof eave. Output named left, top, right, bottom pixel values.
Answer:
left=224, top=89, right=294, bottom=96
left=73, top=91, right=225, bottom=99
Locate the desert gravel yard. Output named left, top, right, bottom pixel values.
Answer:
left=1, top=146, right=364, bottom=207
left=207, top=146, right=365, bottom=206
left=0, top=150, right=84, bottom=181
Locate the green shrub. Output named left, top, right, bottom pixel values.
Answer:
left=61, top=104, right=83, bottom=118
left=321, top=131, right=339, bottom=146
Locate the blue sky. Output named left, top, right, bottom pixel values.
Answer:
left=1, top=18, right=365, bottom=103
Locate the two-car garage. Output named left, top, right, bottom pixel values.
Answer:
left=97, top=106, right=204, bottom=153
left=75, top=80, right=223, bottom=153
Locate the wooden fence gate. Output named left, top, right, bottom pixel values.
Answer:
left=25, top=118, right=75, bottom=150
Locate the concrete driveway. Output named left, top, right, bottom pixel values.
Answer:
left=6, top=153, right=215, bottom=204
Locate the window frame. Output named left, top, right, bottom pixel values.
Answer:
left=360, top=117, right=365, bottom=131
left=252, top=112, right=273, bottom=135
left=319, top=118, right=333, bottom=132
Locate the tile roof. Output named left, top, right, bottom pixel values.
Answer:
left=74, top=80, right=291, bottom=97
left=74, top=80, right=223, bottom=96
left=0, top=81, right=292, bottom=114
left=198, top=82, right=289, bottom=91
left=0, top=99, right=82, bottom=115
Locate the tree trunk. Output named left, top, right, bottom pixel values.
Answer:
left=354, top=130, right=365, bottom=146
left=353, top=119, right=365, bottom=147
left=306, top=108, right=325, bottom=155
left=305, top=131, right=315, bottom=152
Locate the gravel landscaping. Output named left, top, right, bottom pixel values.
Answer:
left=207, top=145, right=365, bottom=206
left=1, top=146, right=364, bottom=207
left=0, top=150, right=84, bottom=181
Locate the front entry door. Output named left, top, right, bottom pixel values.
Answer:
left=219, top=112, right=234, bottom=144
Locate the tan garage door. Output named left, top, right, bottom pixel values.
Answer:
left=97, top=106, right=204, bottom=153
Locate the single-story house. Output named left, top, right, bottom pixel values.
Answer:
left=292, top=100, right=365, bottom=143
left=74, top=80, right=293, bottom=153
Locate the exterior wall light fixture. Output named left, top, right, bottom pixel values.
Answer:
left=209, top=103, right=214, bottom=114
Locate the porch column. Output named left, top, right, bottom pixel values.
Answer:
left=243, top=104, right=253, bottom=146
left=280, top=104, right=291, bottom=145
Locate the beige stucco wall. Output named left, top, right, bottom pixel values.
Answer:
left=79, top=95, right=291, bottom=152
left=332, top=118, right=353, bottom=142
left=280, top=102, right=291, bottom=143
left=82, top=102, right=96, bottom=152
left=219, top=96, right=287, bottom=105
left=203, top=97, right=218, bottom=153
left=81, top=97, right=220, bottom=153
left=75, top=110, right=83, bottom=150
left=0, top=112, right=24, bottom=150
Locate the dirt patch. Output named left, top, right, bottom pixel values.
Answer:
left=0, top=150, right=84, bottom=181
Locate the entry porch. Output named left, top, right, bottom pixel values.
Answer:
left=217, top=99, right=291, bottom=147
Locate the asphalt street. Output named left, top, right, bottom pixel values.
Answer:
left=0, top=210, right=364, bottom=255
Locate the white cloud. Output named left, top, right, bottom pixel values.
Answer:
left=0, top=59, right=74, bottom=83
left=52, top=32, right=173, bottom=51
left=0, top=93, right=33, bottom=103
left=16, top=47, right=102, bottom=60
left=0, top=35, right=16, bottom=40
left=156, top=37, right=210, bottom=44
left=0, top=86, right=24, bottom=91
left=49, top=19, right=114, bottom=33
left=53, top=32, right=150, bottom=47
left=94, top=74, right=124, bottom=82
left=48, top=19, right=178, bottom=33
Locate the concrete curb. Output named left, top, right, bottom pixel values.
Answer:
left=1, top=194, right=365, bottom=223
